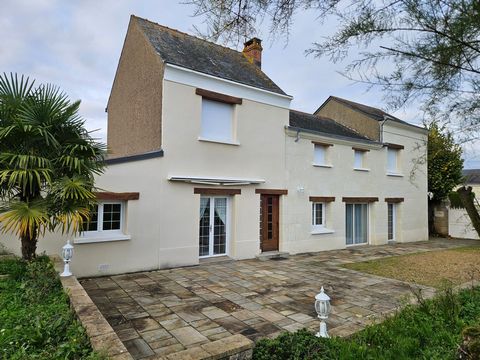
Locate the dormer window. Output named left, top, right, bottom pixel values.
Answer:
left=196, top=88, right=242, bottom=145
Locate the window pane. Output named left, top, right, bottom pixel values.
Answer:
left=201, top=99, right=233, bottom=142
left=199, top=197, right=210, bottom=256
left=314, top=145, right=326, bottom=165
left=354, top=150, right=363, bottom=168
left=312, top=203, right=323, bottom=226
left=388, top=203, right=394, bottom=240
left=346, top=204, right=353, bottom=245
left=82, top=205, right=98, bottom=232
left=102, top=203, right=122, bottom=231
left=387, top=149, right=397, bottom=172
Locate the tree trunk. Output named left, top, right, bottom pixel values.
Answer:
left=457, top=186, right=480, bottom=238
left=20, top=233, right=37, bottom=261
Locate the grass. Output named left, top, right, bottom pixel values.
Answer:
left=253, top=286, right=480, bottom=359
left=343, top=246, right=480, bottom=288
left=0, top=255, right=103, bottom=359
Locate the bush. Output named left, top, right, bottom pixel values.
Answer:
left=253, top=287, right=480, bottom=360
left=0, top=256, right=102, bottom=359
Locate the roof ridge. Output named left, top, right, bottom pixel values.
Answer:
left=330, top=96, right=387, bottom=114
left=131, top=15, right=244, bottom=55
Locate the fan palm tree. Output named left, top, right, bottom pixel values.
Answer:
left=0, top=73, right=106, bottom=260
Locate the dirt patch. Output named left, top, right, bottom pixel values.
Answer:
left=344, top=246, right=480, bottom=288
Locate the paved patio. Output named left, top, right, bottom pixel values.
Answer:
left=80, top=238, right=478, bottom=359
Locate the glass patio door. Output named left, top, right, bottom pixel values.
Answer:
left=199, top=196, right=228, bottom=257
left=346, top=203, right=368, bottom=245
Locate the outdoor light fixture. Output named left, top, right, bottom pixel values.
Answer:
left=60, top=240, right=74, bottom=277
left=315, top=286, right=331, bottom=338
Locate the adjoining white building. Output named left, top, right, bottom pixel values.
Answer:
left=0, top=16, right=429, bottom=277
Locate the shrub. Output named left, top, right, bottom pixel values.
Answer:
left=0, top=256, right=102, bottom=359
left=253, top=287, right=480, bottom=360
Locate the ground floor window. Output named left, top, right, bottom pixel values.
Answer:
left=81, top=202, right=124, bottom=234
left=346, top=203, right=368, bottom=245
left=199, top=196, right=228, bottom=257
left=312, top=202, right=325, bottom=230
left=388, top=203, right=396, bottom=241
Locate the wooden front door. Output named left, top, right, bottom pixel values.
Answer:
left=260, top=194, right=279, bottom=252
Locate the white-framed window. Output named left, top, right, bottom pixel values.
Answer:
left=387, top=148, right=399, bottom=173
left=200, top=99, right=234, bottom=143
left=312, top=202, right=325, bottom=229
left=81, top=202, right=124, bottom=234
left=313, top=144, right=327, bottom=166
left=354, top=150, right=365, bottom=169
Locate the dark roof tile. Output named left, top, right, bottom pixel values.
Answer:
left=289, top=110, right=370, bottom=141
left=134, top=16, right=287, bottom=95
left=463, top=169, right=480, bottom=184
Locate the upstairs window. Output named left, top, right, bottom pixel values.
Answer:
left=313, top=144, right=326, bottom=165
left=387, top=148, right=398, bottom=173
left=353, top=149, right=366, bottom=169
left=200, top=99, right=234, bottom=143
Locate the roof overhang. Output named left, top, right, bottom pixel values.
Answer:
left=168, top=176, right=265, bottom=186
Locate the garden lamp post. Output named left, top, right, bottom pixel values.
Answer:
left=315, top=286, right=331, bottom=338
left=60, top=240, right=74, bottom=277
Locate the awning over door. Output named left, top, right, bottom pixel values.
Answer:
left=168, top=176, right=265, bottom=186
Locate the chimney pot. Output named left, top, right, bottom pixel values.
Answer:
left=243, top=37, right=263, bottom=68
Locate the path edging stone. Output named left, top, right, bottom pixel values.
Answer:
left=54, top=258, right=133, bottom=359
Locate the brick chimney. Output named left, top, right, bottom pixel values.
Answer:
left=242, top=38, right=263, bottom=68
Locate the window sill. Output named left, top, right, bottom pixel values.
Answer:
left=311, top=228, right=335, bottom=235
left=387, top=172, right=404, bottom=177
left=312, top=163, right=333, bottom=168
left=354, top=168, right=370, bottom=172
left=74, top=234, right=131, bottom=244
left=198, top=137, right=240, bottom=146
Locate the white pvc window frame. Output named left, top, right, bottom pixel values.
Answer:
left=312, top=202, right=326, bottom=229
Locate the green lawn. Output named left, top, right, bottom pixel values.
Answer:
left=0, top=256, right=102, bottom=359
left=253, top=286, right=480, bottom=359
left=343, top=246, right=480, bottom=288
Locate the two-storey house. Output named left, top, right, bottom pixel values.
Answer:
left=0, top=16, right=428, bottom=277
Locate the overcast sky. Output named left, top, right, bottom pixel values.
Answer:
left=2, top=0, right=478, bottom=167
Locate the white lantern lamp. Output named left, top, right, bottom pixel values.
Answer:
left=314, top=286, right=331, bottom=338
left=60, top=240, right=74, bottom=277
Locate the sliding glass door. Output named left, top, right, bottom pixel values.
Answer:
left=346, top=203, right=368, bottom=245
left=199, top=196, right=228, bottom=257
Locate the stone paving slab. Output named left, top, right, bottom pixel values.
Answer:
left=81, top=238, right=479, bottom=359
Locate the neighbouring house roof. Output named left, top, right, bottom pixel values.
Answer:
left=289, top=110, right=371, bottom=141
left=315, top=96, right=421, bottom=129
left=463, top=169, right=480, bottom=184
left=134, top=16, right=287, bottom=96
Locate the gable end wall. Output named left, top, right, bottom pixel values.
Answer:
left=316, top=99, right=380, bottom=141
left=107, top=18, right=164, bottom=158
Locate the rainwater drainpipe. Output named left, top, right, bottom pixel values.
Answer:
left=381, top=115, right=394, bottom=143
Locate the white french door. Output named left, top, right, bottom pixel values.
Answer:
left=199, top=196, right=229, bottom=257
left=346, top=203, right=368, bottom=245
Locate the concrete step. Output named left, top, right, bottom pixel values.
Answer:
left=256, top=251, right=290, bottom=261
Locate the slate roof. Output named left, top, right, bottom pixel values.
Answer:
left=134, top=16, right=287, bottom=96
left=315, top=96, right=420, bottom=128
left=289, top=110, right=371, bottom=141
left=463, top=169, right=480, bottom=184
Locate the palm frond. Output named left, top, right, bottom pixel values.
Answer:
left=0, top=200, right=49, bottom=238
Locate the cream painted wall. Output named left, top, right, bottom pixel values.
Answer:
left=281, top=121, right=428, bottom=254
left=0, top=79, right=429, bottom=277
